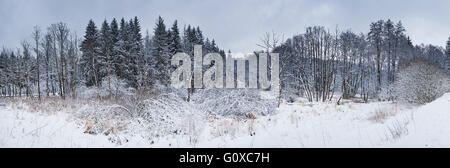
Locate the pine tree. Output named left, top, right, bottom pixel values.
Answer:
left=126, top=17, right=142, bottom=88
left=195, top=26, right=204, bottom=45
left=204, top=38, right=212, bottom=52
left=110, top=18, right=120, bottom=76
left=99, top=19, right=114, bottom=91
left=384, top=19, right=395, bottom=83
left=114, top=18, right=130, bottom=81
left=392, top=21, right=405, bottom=81
left=446, top=37, right=450, bottom=72
left=182, top=25, right=193, bottom=55
left=141, top=30, right=153, bottom=89
left=169, top=20, right=182, bottom=55
left=151, top=16, right=171, bottom=86
left=110, top=18, right=120, bottom=46
left=368, top=20, right=384, bottom=92
left=80, top=19, right=100, bottom=87
left=211, top=39, right=219, bottom=52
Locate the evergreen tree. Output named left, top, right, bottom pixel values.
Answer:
left=446, top=37, right=450, bottom=72
left=195, top=26, right=204, bottom=45
left=384, top=19, right=395, bottom=83
left=110, top=18, right=120, bottom=45
left=110, top=18, right=120, bottom=75
left=151, top=16, right=170, bottom=86
left=114, top=18, right=130, bottom=81
left=142, top=30, right=153, bottom=88
left=129, top=16, right=143, bottom=88
left=80, top=19, right=100, bottom=87
left=368, top=20, right=384, bottom=92
left=169, top=20, right=182, bottom=55
left=211, top=39, right=219, bottom=52
left=99, top=19, right=114, bottom=92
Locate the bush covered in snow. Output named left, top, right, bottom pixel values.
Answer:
left=394, top=59, right=450, bottom=104
left=77, top=75, right=134, bottom=99
left=133, top=93, right=204, bottom=137
left=191, top=88, right=277, bottom=118
left=75, top=93, right=204, bottom=142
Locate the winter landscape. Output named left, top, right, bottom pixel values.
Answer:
left=0, top=0, right=450, bottom=148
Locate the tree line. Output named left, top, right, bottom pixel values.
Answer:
left=275, top=19, right=450, bottom=102
left=0, top=17, right=449, bottom=102
left=0, top=16, right=225, bottom=99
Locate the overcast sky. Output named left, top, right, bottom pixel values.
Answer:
left=1, top=0, right=449, bottom=52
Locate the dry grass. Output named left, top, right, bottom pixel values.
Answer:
left=210, top=117, right=240, bottom=138
left=367, top=107, right=394, bottom=123
left=385, top=120, right=409, bottom=140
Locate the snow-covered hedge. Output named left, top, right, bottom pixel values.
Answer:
left=394, top=59, right=450, bottom=104
left=191, top=88, right=277, bottom=118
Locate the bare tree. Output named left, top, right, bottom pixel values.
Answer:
left=32, top=26, right=42, bottom=100
left=42, top=33, right=53, bottom=97
left=258, top=31, right=283, bottom=106
left=21, top=41, right=32, bottom=97
left=50, top=23, right=70, bottom=99
left=68, top=33, right=80, bottom=99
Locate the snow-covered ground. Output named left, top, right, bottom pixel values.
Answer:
left=0, top=93, right=449, bottom=148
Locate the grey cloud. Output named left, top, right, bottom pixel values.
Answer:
left=0, top=0, right=449, bottom=52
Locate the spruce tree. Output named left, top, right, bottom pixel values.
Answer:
left=195, top=26, right=204, bottom=45
left=151, top=16, right=170, bottom=86
left=446, top=37, right=450, bottom=72
left=114, top=18, right=129, bottom=81
left=129, top=16, right=143, bottom=88
left=169, top=20, right=182, bottom=55
left=99, top=19, right=115, bottom=92
left=110, top=18, right=120, bottom=75
left=80, top=19, right=100, bottom=87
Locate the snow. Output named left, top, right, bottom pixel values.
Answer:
left=392, top=93, right=450, bottom=147
left=0, top=93, right=449, bottom=148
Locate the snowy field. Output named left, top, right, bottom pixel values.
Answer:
left=0, top=93, right=449, bottom=148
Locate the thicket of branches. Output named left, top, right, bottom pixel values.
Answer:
left=394, top=59, right=450, bottom=104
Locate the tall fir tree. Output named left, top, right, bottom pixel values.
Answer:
left=446, top=37, right=450, bottom=72
left=195, top=26, right=204, bottom=45
left=99, top=20, right=113, bottom=80
left=110, top=18, right=120, bottom=75
left=99, top=19, right=116, bottom=93
left=368, top=20, right=384, bottom=92
left=80, top=20, right=100, bottom=87
left=169, top=20, right=182, bottom=55
left=129, top=16, right=143, bottom=88
left=151, top=16, right=171, bottom=86
left=114, top=18, right=130, bottom=81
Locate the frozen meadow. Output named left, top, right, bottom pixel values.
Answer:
left=1, top=92, right=449, bottom=148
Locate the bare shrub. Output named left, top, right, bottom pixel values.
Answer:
left=192, top=88, right=277, bottom=118
left=75, top=93, right=204, bottom=141
left=134, top=93, right=204, bottom=137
